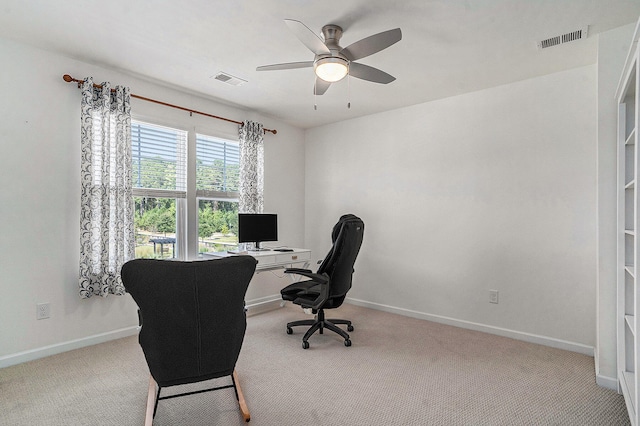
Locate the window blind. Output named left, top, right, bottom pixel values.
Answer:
left=131, top=121, right=187, bottom=197
left=196, top=134, right=239, bottom=198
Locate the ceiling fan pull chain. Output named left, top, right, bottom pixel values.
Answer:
left=347, top=70, right=351, bottom=109
left=314, top=77, right=318, bottom=110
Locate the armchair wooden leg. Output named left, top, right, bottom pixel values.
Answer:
left=232, top=369, right=251, bottom=422
left=145, top=375, right=158, bottom=426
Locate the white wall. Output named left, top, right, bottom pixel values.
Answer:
left=596, top=23, right=637, bottom=387
left=305, top=65, right=597, bottom=353
left=0, top=37, right=305, bottom=366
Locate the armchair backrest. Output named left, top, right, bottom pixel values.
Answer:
left=317, top=214, right=365, bottom=303
left=121, top=256, right=257, bottom=387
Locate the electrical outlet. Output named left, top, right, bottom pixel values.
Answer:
left=36, top=303, right=50, bottom=320
left=489, top=290, right=499, bottom=304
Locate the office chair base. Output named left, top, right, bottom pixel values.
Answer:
left=286, top=310, right=353, bottom=349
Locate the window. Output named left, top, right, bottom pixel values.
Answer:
left=131, top=120, right=239, bottom=259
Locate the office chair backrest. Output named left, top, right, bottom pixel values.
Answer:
left=317, top=214, right=364, bottom=304
left=121, top=256, right=257, bottom=387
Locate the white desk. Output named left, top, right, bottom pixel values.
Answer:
left=203, top=248, right=312, bottom=272
left=203, top=248, right=312, bottom=312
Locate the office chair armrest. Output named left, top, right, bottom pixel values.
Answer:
left=284, top=269, right=329, bottom=284
left=284, top=267, right=312, bottom=274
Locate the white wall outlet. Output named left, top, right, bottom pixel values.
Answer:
left=36, top=303, right=50, bottom=320
left=489, top=290, right=499, bottom=304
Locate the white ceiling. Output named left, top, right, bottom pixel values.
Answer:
left=2, top=0, right=639, bottom=129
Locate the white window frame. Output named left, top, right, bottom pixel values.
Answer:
left=131, top=118, right=239, bottom=260
left=192, top=133, right=240, bottom=258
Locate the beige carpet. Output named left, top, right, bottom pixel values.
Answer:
left=0, top=303, right=630, bottom=425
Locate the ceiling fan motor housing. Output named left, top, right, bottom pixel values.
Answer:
left=321, top=24, right=344, bottom=51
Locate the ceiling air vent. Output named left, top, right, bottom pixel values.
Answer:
left=537, top=26, right=589, bottom=50
left=212, top=72, right=247, bottom=86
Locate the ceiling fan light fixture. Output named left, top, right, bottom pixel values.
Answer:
left=314, top=57, right=349, bottom=82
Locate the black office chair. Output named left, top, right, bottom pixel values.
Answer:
left=280, top=214, right=364, bottom=349
left=121, top=256, right=257, bottom=424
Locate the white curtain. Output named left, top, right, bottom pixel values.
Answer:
left=78, top=77, right=134, bottom=298
left=238, top=120, right=264, bottom=213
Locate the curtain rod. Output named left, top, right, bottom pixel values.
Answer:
left=62, top=74, right=277, bottom=135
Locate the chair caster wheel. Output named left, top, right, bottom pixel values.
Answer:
left=347, top=325, right=354, bottom=332
left=302, top=341, right=310, bottom=349
left=344, top=339, right=352, bottom=347
left=286, top=327, right=293, bottom=335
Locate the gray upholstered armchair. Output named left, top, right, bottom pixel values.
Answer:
left=121, top=255, right=257, bottom=424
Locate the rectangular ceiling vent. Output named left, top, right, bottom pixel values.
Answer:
left=212, top=72, right=247, bottom=86
left=537, top=26, right=589, bottom=50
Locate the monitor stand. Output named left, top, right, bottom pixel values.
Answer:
left=252, top=242, right=271, bottom=251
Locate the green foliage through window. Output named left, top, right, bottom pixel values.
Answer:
left=198, top=199, right=238, bottom=253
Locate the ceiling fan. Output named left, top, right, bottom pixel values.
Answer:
left=256, top=19, right=402, bottom=95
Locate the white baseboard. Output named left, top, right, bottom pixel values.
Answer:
left=346, top=297, right=595, bottom=356
left=596, top=374, right=619, bottom=391
left=0, top=326, right=139, bottom=369
left=593, top=350, right=619, bottom=391
left=1, top=296, right=600, bottom=371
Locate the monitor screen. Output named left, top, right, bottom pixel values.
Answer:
left=238, top=213, right=278, bottom=249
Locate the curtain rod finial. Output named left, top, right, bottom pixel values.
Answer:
left=63, top=74, right=81, bottom=88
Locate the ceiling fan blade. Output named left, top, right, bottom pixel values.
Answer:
left=314, top=77, right=331, bottom=95
left=349, top=62, right=396, bottom=84
left=284, top=19, right=331, bottom=56
left=256, top=61, right=314, bottom=71
left=340, top=28, right=402, bottom=61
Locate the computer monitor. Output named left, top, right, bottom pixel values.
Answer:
left=238, top=213, right=278, bottom=250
